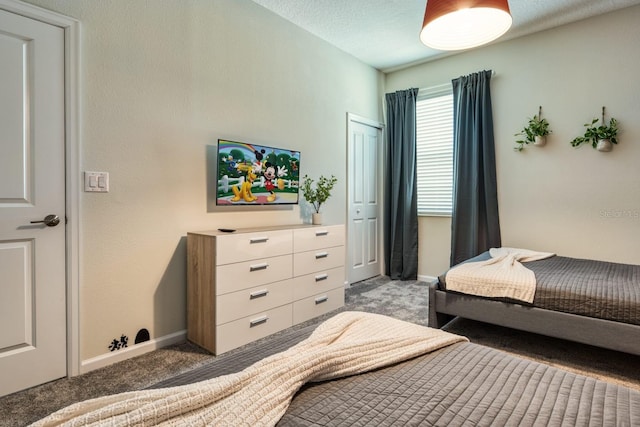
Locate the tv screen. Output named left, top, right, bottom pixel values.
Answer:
left=216, top=139, right=301, bottom=206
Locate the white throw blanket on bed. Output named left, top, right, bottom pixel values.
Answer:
left=31, top=312, right=467, bottom=427
left=445, top=247, right=555, bottom=303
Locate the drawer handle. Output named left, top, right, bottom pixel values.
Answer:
left=249, top=289, right=269, bottom=299
left=315, top=230, right=329, bottom=236
left=250, top=237, right=269, bottom=244
left=250, top=263, right=269, bottom=272
left=315, top=251, right=329, bottom=259
left=315, top=273, right=328, bottom=282
left=315, top=296, right=328, bottom=305
left=250, top=316, right=268, bottom=327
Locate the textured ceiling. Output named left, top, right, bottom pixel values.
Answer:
left=252, top=0, right=640, bottom=71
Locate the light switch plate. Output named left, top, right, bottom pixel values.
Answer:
left=84, top=171, right=109, bottom=192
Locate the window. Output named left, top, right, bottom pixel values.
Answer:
left=416, top=84, right=454, bottom=216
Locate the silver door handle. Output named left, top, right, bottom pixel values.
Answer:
left=30, top=214, right=60, bottom=227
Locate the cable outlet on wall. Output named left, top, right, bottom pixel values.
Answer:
left=84, top=171, right=109, bottom=192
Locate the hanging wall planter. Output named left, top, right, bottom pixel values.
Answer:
left=596, top=138, right=613, bottom=152
left=570, top=107, right=618, bottom=152
left=514, top=106, right=551, bottom=151
left=533, top=135, right=547, bottom=147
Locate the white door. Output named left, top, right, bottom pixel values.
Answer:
left=347, top=116, right=382, bottom=284
left=0, top=9, right=66, bottom=397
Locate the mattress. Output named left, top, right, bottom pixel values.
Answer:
left=153, top=321, right=640, bottom=427
left=439, top=253, right=640, bottom=325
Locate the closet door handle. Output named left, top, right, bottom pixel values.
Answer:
left=250, top=316, right=268, bottom=327
left=250, top=263, right=269, bottom=272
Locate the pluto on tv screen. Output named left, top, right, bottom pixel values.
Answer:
left=215, top=139, right=301, bottom=206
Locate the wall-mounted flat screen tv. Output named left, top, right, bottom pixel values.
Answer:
left=216, top=139, right=301, bottom=206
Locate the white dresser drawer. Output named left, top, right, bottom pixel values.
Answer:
left=216, top=279, right=294, bottom=325
left=293, top=287, right=344, bottom=324
left=216, top=304, right=292, bottom=354
left=216, top=254, right=292, bottom=295
left=293, top=266, right=345, bottom=301
left=216, top=230, right=292, bottom=265
left=293, top=225, right=344, bottom=253
left=293, top=245, right=345, bottom=277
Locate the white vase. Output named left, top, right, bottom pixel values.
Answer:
left=312, top=213, right=322, bottom=225
left=533, top=135, right=546, bottom=147
left=596, top=139, right=612, bottom=152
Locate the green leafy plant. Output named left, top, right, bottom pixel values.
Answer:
left=514, top=109, right=551, bottom=151
left=301, top=174, right=337, bottom=213
left=570, top=117, right=618, bottom=149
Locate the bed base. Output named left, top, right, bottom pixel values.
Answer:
left=428, top=282, right=640, bottom=356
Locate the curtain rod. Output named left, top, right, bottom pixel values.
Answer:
left=418, top=70, right=497, bottom=93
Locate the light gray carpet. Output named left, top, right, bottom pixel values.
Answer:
left=1, top=276, right=639, bottom=426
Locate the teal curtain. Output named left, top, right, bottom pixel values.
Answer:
left=450, top=71, right=501, bottom=266
left=384, top=88, right=419, bottom=280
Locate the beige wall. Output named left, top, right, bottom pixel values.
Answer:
left=25, top=0, right=383, bottom=361
left=387, top=5, right=640, bottom=278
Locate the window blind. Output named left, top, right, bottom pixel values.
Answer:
left=416, top=85, right=454, bottom=216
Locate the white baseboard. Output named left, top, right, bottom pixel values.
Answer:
left=418, top=274, right=438, bottom=284
left=79, top=330, right=187, bottom=375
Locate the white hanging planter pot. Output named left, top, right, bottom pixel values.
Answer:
left=596, top=138, right=612, bottom=152
left=533, top=135, right=547, bottom=147
left=312, top=213, right=323, bottom=225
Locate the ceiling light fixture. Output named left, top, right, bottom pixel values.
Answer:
left=420, top=0, right=512, bottom=51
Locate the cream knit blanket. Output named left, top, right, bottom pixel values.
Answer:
left=32, top=312, right=467, bottom=427
left=445, top=247, right=555, bottom=303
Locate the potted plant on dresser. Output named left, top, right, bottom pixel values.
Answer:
left=301, top=174, right=337, bottom=225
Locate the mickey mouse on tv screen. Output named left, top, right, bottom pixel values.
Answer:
left=216, top=140, right=301, bottom=206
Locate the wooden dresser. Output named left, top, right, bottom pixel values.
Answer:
left=187, top=224, right=345, bottom=354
